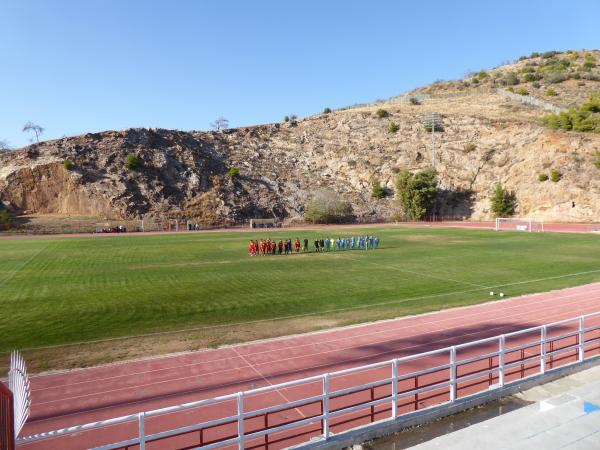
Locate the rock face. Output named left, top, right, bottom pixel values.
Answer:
left=1, top=52, right=600, bottom=224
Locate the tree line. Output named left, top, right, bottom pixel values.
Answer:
left=304, top=168, right=516, bottom=223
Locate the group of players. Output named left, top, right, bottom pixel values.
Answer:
left=248, top=236, right=380, bottom=256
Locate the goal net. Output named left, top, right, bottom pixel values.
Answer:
left=495, top=217, right=544, bottom=232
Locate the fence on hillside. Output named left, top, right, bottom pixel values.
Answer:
left=17, top=311, right=600, bottom=450
left=495, top=89, right=566, bottom=113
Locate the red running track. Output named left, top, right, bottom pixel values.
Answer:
left=2, top=220, right=600, bottom=241
left=13, top=281, right=600, bottom=449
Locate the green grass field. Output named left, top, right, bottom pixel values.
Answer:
left=2, top=226, right=600, bottom=355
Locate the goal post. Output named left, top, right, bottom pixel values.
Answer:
left=495, top=217, right=544, bottom=232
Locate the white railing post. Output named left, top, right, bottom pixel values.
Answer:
left=540, top=326, right=547, bottom=374
left=579, top=316, right=585, bottom=362
left=392, top=359, right=398, bottom=419
left=138, top=412, right=145, bottom=450
left=322, top=373, right=330, bottom=439
left=449, top=346, right=457, bottom=402
left=237, top=392, right=245, bottom=450
left=499, top=335, right=505, bottom=387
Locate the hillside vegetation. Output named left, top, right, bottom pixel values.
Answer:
left=1, top=49, right=600, bottom=225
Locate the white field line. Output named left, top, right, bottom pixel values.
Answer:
left=232, top=347, right=307, bottom=419
left=0, top=241, right=52, bottom=287
left=360, top=258, right=489, bottom=288
left=31, top=291, right=600, bottom=408
left=30, top=284, right=600, bottom=394
left=15, top=267, right=600, bottom=358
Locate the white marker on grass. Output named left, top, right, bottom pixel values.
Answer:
left=499, top=292, right=505, bottom=297
left=490, top=291, right=495, bottom=296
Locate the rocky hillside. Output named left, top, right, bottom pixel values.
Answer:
left=1, top=50, right=600, bottom=225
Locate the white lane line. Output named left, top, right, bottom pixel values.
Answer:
left=32, top=294, right=600, bottom=407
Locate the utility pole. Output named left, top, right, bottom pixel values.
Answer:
left=422, top=113, right=443, bottom=168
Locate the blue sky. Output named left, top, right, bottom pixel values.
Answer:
left=0, top=0, right=597, bottom=148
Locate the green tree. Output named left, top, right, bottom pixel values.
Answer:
left=228, top=167, right=240, bottom=178
left=490, top=183, right=515, bottom=217
left=395, top=168, right=438, bottom=219
left=371, top=179, right=386, bottom=199
left=323, top=107, right=332, bottom=114
left=125, top=154, right=141, bottom=171
left=0, top=210, right=11, bottom=227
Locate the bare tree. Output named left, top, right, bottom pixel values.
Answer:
left=0, top=139, right=11, bottom=151
left=210, top=117, right=229, bottom=131
left=304, top=189, right=353, bottom=224
left=22, top=121, right=44, bottom=143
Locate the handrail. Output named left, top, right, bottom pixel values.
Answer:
left=17, top=311, right=600, bottom=450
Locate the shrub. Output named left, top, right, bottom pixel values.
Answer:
left=125, top=154, right=141, bottom=171
left=595, top=151, right=600, bottom=169
left=542, top=93, right=600, bottom=133
left=582, top=61, right=596, bottom=70
left=507, top=86, right=515, bottom=93
left=375, top=108, right=388, bottom=118
left=550, top=169, right=562, bottom=182
left=409, top=97, right=421, bottom=105
left=228, top=167, right=240, bottom=178
left=388, top=122, right=399, bottom=133
left=371, top=180, right=386, bottom=199
left=395, top=168, right=438, bottom=220
left=542, top=51, right=559, bottom=59
left=477, top=70, right=488, bottom=79
left=0, top=210, right=10, bottom=225
left=546, top=71, right=569, bottom=84
left=532, top=81, right=541, bottom=88
left=516, top=87, right=529, bottom=96
left=323, top=107, right=332, bottom=114
left=524, top=73, right=541, bottom=82
left=463, top=143, right=477, bottom=152
left=538, top=173, right=549, bottom=182
left=546, top=88, right=557, bottom=97
left=503, top=72, right=519, bottom=86
left=63, top=159, right=74, bottom=171
left=490, top=183, right=515, bottom=217
left=585, top=54, right=597, bottom=63
left=283, top=115, right=290, bottom=122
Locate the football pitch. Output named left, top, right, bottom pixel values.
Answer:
left=2, top=226, right=600, bottom=364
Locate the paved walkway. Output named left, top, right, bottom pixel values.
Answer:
left=411, top=364, right=600, bottom=449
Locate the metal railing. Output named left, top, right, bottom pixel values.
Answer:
left=17, top=312, right=600, bottom=450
